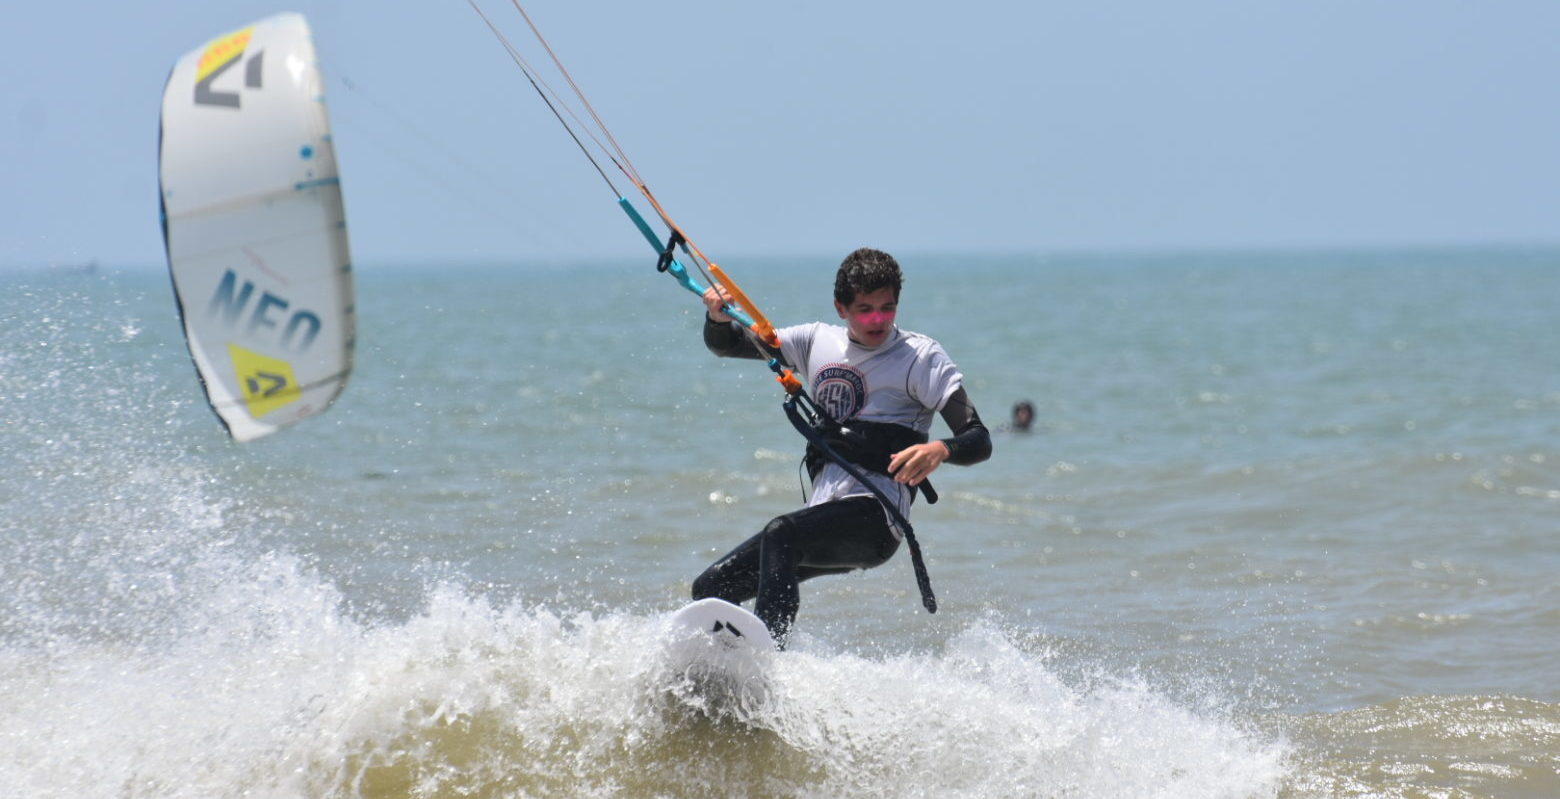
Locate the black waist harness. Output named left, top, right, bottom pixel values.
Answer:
left=803, top=419, right=939, bottom=505
left=783, top=396, right=939, bottom=613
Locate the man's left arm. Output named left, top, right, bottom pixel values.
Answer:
left=886, top=387, right=991, bottom=485
left=936, top=387, right=992, bottom=465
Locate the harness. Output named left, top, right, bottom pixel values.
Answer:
left=802, top=418, right=940, bottom=506
left=781, top=393, right=939, bottom=613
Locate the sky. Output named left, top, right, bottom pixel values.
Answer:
left=3, top=1, right=1559, bottom=269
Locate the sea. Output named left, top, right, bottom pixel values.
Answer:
left=1, top=248, right=1556, bottom=798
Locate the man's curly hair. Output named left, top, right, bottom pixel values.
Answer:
left=834, top=248, right=903, bottom=306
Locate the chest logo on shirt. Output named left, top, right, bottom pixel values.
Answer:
left=814, top=363, right=866, bottom=421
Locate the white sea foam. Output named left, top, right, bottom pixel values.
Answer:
left=0, top=567, right=1289, bottom=798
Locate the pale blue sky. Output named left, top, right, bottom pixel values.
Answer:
left=3, top=1, right=1557, bottom=269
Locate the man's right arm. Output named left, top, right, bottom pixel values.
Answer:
left=704, top=315, right=764, bottom=359
left=701, top=285, right=765, bottom=359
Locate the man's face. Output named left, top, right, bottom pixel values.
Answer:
left=835, top=287, right=898, bottom=348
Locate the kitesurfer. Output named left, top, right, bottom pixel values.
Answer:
left=691, top=248, right=992, bottom=646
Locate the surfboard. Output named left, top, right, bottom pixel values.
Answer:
left=669, top=597, right=771, bottom=647
left=159, top=13, right=355, bottom=442
left=662, top=598, right=774, bottom=711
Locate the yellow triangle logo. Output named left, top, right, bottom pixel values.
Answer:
left=195, top=27, right=254, bottom=83
left=228, top=343, right=301, bottom=418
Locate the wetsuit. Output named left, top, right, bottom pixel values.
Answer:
left=692, top=315, right=991, bottom=645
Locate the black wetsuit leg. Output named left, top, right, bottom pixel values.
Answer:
left=690, top=495, right=901, bottom=646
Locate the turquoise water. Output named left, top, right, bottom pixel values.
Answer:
left=2, top=249, right=1557, bottom=797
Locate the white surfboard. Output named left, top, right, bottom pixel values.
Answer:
left=669, top=597, right=771, bottom=647
left=663, top=598, right=774, bottom=711
left=159, top=13, right=354, bottom=442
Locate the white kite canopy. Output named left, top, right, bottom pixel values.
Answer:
left=159, top=13, right=354, bottom=442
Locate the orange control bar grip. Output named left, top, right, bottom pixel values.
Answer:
left=707, top=263, right=779, bottom=349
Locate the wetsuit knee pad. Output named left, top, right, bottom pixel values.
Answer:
left=761, top=514, right=800, bottom=549
left=761, top=514, right=790, bottom=535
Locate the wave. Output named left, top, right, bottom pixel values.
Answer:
left=0, top=550, right=1287, bottom=798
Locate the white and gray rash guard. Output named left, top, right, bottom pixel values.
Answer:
left=704, top=315, right=992, bottom=526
